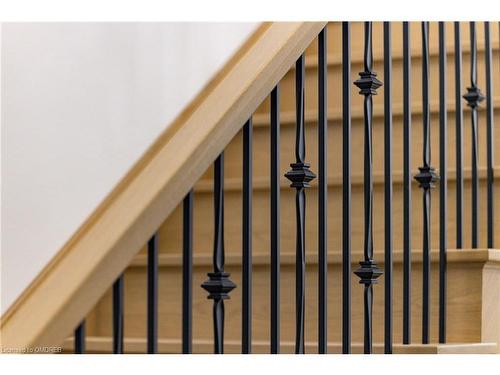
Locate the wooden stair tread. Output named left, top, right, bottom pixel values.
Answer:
left=62, top=336, right=497, bottom=354
left=129, top=248, right=493, bottom=268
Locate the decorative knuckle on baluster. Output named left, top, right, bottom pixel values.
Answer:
left=285, top=162, right=316, bottom=189
left=354, top=71, right=383, bottom=96
left=414, top=166, right=440, bottom=189
left=201, top=272, right=236, bottom=300
left=463, top=86, right=485, bottom=108
left=354, top=260, right=383, bottom=285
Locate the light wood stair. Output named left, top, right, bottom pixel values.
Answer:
left=76, top=249, right=499, bottom=353
left=62, top=337, right=497, bottom=354
left=76, top=22, right=500, bottom=353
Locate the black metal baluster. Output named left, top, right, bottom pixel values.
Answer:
left=485, top=22, right=495, bottom=249
left=463, top=22, right=484, bottom=249
left=270, top=85, right=280, bottom=354
left=74, top=321, right=85, bottom=354
left=113, top=274, right=124, bottom=354
left=402, top=21, right=412, bottom=345
left=354, top=21, right=383, bottom=355
left=383, top=21, right=393, bottom=355
left=242, top=118, right=253, bottom=354
left=182, top=190, right=193, bottom=354
left=414, top=22, right=439, bottom=345
left=318, top=26, right=328, bottom=355
left=147, top=233, right=158, bottom=354
left=438, top=22, right=448, bottom=344
left=201, top=153, right=236, bottom=354
left=342, top=21, right=352, bottom=355
left=455, top=22, right=464, bottom=249
left=285, top=54, right=316, bottom=355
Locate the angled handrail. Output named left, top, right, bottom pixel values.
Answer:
left=0, top=22, right=327, bottom=349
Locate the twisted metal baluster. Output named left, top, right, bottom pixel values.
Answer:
left=242, top=118, right=253, bottom=354
left=317, top=26, right=328, bottom=355
left=484, top=22, right=494, bottom=249
left=438, top=22, right=448, bottom=344
left=147, top=233, right=158, bottom=353
left=353, top=22, right=383, bottom=355
left=285, top=54, right=316, bottom=354
left=201, top=153, right=236, bottom=354
left=463, top=22, right=484, bottom=248
left=402, top=21, right=412, bottom=345
left=454, top=22, right=464, bottom=249
left=74, top=321, right=85, bottom=354
left=270, top=85, right=281, bottom=354
left=182, top=191, right=193, bottom=354
left=341, top=21, right=352, bottom=354
left=383, top=21, right=393, bottom=355
left=414, top=22, right=439, bottom=345
left=113, top=274, right=124, bottom=354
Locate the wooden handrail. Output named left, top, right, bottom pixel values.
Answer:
left=0, top=22, right=327, bottom=349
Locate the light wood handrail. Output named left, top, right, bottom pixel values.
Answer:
left=0, top=22, right=327, bottom=349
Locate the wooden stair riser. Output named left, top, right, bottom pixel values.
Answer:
left=199, top=109, right=500, bottom=182
left=304, top=22, right=498, bottom=63
left=86, top=250, right=485, bottom=345
left=150, top=174, right=499, bottom=256
left=261, top=22, right=500, bottom=115
left=257, top=54, right=499, bottom=120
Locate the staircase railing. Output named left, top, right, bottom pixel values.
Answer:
left=0, top=22, right=326, bottom=350
left=1, top=21, right=498, bottom=354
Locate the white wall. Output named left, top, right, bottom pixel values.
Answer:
left=1, top=22, right=258, bottom=314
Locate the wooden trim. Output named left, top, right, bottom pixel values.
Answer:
left=61, top=336, right=497, bottom=354
left=128, top=248, right=490, bottom=268
left=0, top=22, right=327, bottom=349
left=487, top=249, right=500, bottom=264
left=482, top=249, right=500, bottom=353
left=434, top=343, right=497, bottom=354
